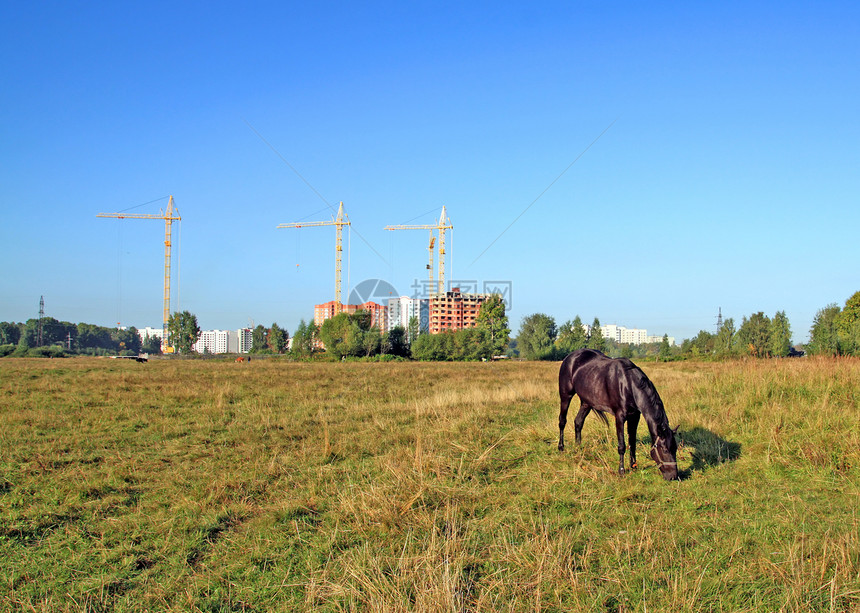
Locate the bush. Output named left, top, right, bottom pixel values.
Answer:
left=0, top=344, right=16, bottom=357
left=26, top=346, right=66, bottom=358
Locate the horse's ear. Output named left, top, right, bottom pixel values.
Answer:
left=672, top=425, right=679, bottom=435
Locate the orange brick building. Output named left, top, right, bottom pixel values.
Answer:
left=314, top=301, right=387, bottom=332
left=429, top=288, right=490, bottom=334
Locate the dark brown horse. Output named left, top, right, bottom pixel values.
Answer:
left=558, top=349, right=679, bottom=480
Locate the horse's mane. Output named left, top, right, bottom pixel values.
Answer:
left=623, top=362, right=671, bottom=435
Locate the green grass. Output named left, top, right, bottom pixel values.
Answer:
left=1, top=357, right=858, bottom=611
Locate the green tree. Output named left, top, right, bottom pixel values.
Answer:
left=360, top=325, right=382, bottom=357
left=737, top=312, right=771, bottom=357
left=114, top=327, right=142, bottom=355
left=807, top=304, right=841, bottom=356
left=141, top=332, right=163, bottom=355
left=291, top=319, right=316, bottom=358
left=715, top=318, right=736, bottom=357
left=319, top=313, right=353, bottom=358
left=586, top=318, right=606, bottom=353
left=659, top=334, right=672, bottom=360
left=250, top=325, right=268, bottom=353
left=167, top=311, right=200, bottom=354
left=769, top=311, right=792, bottom=357
left=475, top=295, right=510, bottom=356
left=0, top=322, right=21, bottom=346
left=516, top=313, right=557, bottom=360
left=383, top=326, right=410, bottom=357
left=77, top=323, right=114, bottom=352
left=268, top=323, right=288, bottom=354
left=836, top=291, right=860, bottom=356
left=407, top=316, right=421, bottom=345
left=557, top=315, right=588, bottom=355
left=352, top=310, right=372, bottom=331
left=685, top=330, right=715, bottom=357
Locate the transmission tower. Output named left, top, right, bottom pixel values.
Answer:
left=38, top=296, right=44, bottom=347
left=715, top=307, right=723, bottom=333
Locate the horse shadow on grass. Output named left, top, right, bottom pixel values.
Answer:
left=674, top=426, right=741, bottom=479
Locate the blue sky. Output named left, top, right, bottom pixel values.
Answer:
left=2, top=2, right=858, bottom=343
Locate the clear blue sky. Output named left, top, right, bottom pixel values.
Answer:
left=2, top=2, right=858, bottom=343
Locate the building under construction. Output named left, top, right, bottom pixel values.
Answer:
left=429, top=287, right=490, bottom=335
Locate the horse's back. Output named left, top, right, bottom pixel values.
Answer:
left=558, top=349, right=612, bottom=396
left=559, top=349, right=642, bottom=407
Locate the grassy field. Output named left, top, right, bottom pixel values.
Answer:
left=1, top=356, right=858, bottom=612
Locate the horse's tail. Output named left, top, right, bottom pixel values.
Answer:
left=593, top=408, right=611, bottom=427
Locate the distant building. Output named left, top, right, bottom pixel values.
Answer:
left=429, top=287, right=491, bottom=334
left=190, top=329, right=254, bottom=354
left=646, top=334, right=676, bottom=346
left=194, top=330, right=226, bottom=354
left=236, top=328, right=253, bottom=353
left=314, top=300, right=387, bottom=332
left=137, top=326, right=163, bottom=341
left=387, top=296, right=429, bottom=337
left=599, top=323, right=675, bottom=347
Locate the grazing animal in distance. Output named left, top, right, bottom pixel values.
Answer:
left=235, top=357, right=245, bottom=363
left=558, top=349, right=679, bottom=480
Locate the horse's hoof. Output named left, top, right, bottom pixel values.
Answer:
left=557, top=445, right=565, bottom=452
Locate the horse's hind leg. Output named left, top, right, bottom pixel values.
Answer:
left=573, top=403, right=592, bottom=446
left=627, top=412, right=640, bottom=470
left=558, top=393, right=572, bottom=451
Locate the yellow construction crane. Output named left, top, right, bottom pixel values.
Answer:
left=278, top=201, right=350, bottom=313
left=97, top=195, right=181, bottom=353
left=384, top=206, right=452, bottom=295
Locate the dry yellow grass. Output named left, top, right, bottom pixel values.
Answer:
left=0, top=356, right=858, bottom=611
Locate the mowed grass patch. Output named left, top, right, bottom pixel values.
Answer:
left=0, top=357, right=857, bottom=612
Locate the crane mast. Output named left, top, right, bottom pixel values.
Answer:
left=384, top=206, right=453, bottom=295
left=97, top=195, right=181, bottom=353
left=278, top=201, right=350, bottom=313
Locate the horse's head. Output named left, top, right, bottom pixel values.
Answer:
left=650, top=426, right=679, bottom=480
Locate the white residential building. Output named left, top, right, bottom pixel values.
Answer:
left=236, top=328, right=253, bottom=353
left=599, top=324, right=675, bottom=347
left=194, top=330, right=228, bottom=354
left=387, top=296, right=429, bottom=336
left=137, top=326, right=163, bottom=341
left=192, top=329, right=254, bottom=354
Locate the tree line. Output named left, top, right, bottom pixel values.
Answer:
left=509, top=290, right=860, bottom=361
left=6, top=290, right=857, bottom=361
left=513, top=314, right=673, bottom=361
left=0, top=318, right=161, bottom=358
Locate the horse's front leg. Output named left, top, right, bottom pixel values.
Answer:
left=615, top=414, right=627, bottom=475
left=627, top=412, right=640, bottom=470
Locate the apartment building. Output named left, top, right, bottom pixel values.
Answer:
left=314, top=300, right=387, bottom=331
left=599, top=324, right=675, bottom=346
left=386, top=296, right=429, bottom=336
left=189, top=329, right=254, bottom=354
left=429, top=287, right=490, bottom=334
